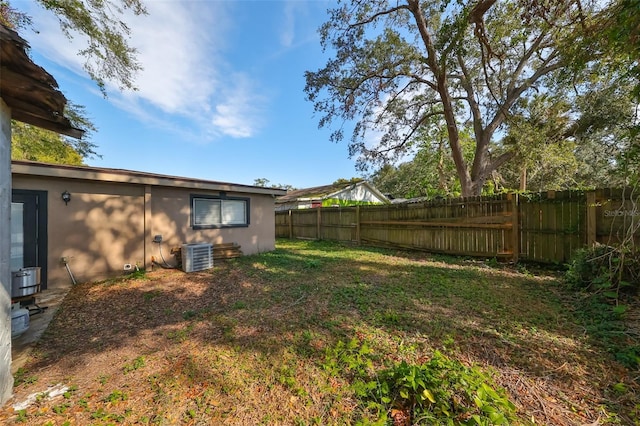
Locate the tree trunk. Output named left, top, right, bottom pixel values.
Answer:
left=519, top=167, right=527, bottom=191
left=437, top=138, right=449, bottom=194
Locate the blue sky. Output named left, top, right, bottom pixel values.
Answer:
left=19, top=0, right=363, bottom=188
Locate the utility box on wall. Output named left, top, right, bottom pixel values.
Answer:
left=181, top=243, right=213, bottom=273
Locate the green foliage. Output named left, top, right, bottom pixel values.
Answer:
left=497, top=95, right=579, bottom=191
left=571, top=292, right=640, bottom=369
left=52, top=403, right=70, bottom=414
left=125, top=268, right=146, bottom=281
left=35, top=0, right=147, bottom=92
left=305, top=1, right=607, bottom=196
left=566, top=245, right=639, bottom=294
left=321, top=199, right=382, bottom=208
left=12, top=122, right=83, bottom=165
left=566, top=244, right=640, bottom=369
left=333, top=177, right=365, bottom=186
left=323, top=339, right=516, bottom=425
left=15, top=409, right=28, bottom=422
left=123, top=356, right=146, bottom=374
left=11, top=102, right=99, bottom=165
left=3, top=0, right=147, bottom=92
left=63, top=385, right=78, bottom=399
left=253, top=178, right=295, bottom=191
left=370, top=128, right=474, bottom=199
left=103, top=390, right=128, bottom=403
left=323, top=338, right=375, bottom=379
left=0, top=1, right=31, bottom=30
left=90, top=407, right=126, bottom=422
left=13, top=368, right=38, bottom=386
left=374, top=356, right=515, bottom=425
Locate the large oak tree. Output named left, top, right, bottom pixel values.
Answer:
left=2, top=0, right=147, bottom=163
left=1, top=0, right=147, bottom=92
left=305, top=0, right=606, bottom=196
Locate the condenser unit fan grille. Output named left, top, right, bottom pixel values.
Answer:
left=181, top=243, right=213, bottom=272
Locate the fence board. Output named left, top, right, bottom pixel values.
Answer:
left=275, top=188, right=639, bottom=263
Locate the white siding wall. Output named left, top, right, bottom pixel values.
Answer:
left=332, top=185, right=383, bottom=203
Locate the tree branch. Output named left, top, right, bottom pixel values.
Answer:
left=468, top=0, right=498, bottom=24
left=350, top=4, right=410, bottom=27
left=487, top=52, right=564, bottom=136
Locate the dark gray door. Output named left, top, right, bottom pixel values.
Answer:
left=12, top=190, right=48, bottom=290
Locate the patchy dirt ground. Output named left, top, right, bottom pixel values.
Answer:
left=1, top=241, right=638, bottom=425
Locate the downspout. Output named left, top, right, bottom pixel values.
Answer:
left=144, top=185, right=152, bottom=271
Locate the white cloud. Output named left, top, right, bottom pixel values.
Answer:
left=22, top=1, right=268, bottom=141
left=212, top=74, right=266, bottom=138
left=280, top=2, right=296, bottom=47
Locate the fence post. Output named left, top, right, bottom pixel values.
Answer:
left=510, top=193, right=520, bottom=263
left=317, top=207, right=322, bottom=240
left=356, top=205, right=361, bottom=244
left=288, top=210, right=293, bottom=239
left=586, top=191, right=597, bottom=246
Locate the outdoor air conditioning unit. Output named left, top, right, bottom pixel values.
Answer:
left=181, top=243, right=213, bottom=272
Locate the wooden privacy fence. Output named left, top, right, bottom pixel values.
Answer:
left=275, top=188, right=640, bottom=264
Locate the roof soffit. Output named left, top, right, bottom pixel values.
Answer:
left=0, top=25, right=83, bottom=138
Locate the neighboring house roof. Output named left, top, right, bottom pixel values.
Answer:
left=391, top=196, right=430, bottom=204
left=276, top=181, right=388, bottom=204
left=0, top=25, right=83, bottom=138
left=11, top=160, right=288, bottom=196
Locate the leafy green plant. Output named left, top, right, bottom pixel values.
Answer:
left=15, top=409, right=28, bottom=422
left=372, top=353, right=515, bottom=425
left=127, top=268, right=147, bottom=280
left=91, top=407, right=125, bottom=422
left=97, top=374, right=109, bottom=385
left=52, top=403, right=70, bottom=414
left=104, top=389, right=128, bottom=403
left=323, top=339, right=516, bottom=425
left=123, top=356, right=146, bottom=374
left=566, top=244, right=640, bottom=369
left=566, top=245, right=639, bottom=295
left=13, top=368, right=38, bottom=386
left=77, top=397, right=89, bottom=409
left=322, top=338, right=375, bottom=379
left=63, top=385, right=78, bottom=399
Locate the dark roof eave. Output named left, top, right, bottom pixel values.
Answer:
left=11, top=160, right=288, bottom=196
left=0, top=24, right=83, bottom=139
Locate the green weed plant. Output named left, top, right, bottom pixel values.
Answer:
left=323, top=338, right=516, bottom=425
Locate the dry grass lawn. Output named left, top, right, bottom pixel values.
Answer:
left=1, top=239, right=638, bottom=425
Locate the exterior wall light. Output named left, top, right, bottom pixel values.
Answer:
left=61, top=190, right=71, bottom=205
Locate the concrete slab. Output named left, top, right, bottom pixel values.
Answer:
left=11, top=286, right=71, bottom=374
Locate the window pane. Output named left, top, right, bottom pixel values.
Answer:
left=11, top=203, right=24, bottom=271
left=222, top=200, right=246, bottom=225
left=194, top=198, right=221, bottom=225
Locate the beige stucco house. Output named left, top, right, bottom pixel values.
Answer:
left=12, top=160, right=287, bottom=290
left=1, top=24, right=83, bottom=405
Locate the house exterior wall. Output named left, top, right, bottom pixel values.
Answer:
left=0, top=99, right=14, bottom=404
left=13, top=176, right=146, bottom=289
left=11, top=174, right=277, bottom=289
left=149, top=187, right=276, bottom=257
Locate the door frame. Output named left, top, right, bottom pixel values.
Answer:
left=12, top=189, right=48, bottom=290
